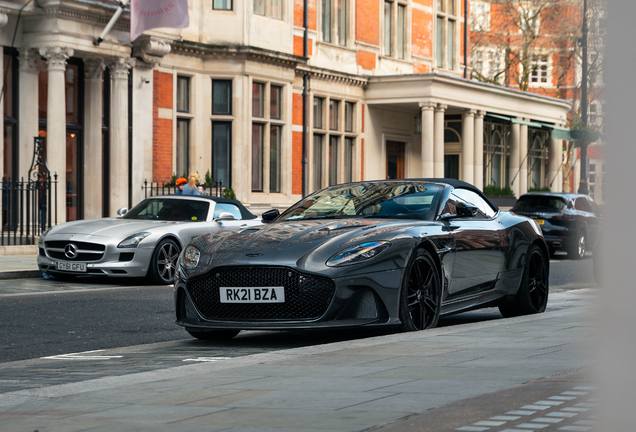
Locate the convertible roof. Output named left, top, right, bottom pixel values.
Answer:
left=148, top=195, right=258, bottom=220
left=416, top=178, right=499, bottom=212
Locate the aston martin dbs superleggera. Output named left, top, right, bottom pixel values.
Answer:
left=174, top=179, right=549, bottom=340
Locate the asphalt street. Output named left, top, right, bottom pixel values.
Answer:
left=0, top=253, right=595, bottom=363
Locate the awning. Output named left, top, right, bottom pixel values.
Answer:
left=485, top=114, right=572, bottom=141
left=535, top=122, right=573, bottom=141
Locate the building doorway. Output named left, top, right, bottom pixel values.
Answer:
left=386, top=141, right=405, bottom=179
left=445, top=154, right=459, bottom=179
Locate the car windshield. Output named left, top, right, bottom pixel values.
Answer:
left=123, top=198, right=210, bottom=222
left=279, top=182, right=443, bottom=221
left=513, top=196, right=567, bottom=212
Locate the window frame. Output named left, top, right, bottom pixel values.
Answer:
left=312, top=95, right=359, bottom=192
left=176, top=75, right=190, bottom=113
left=528, top=53, right=552, bottom=87
left=435, top=0, right=458, bottom=71
left=210, top=77, right=234, bottom=188
left=251, top=80, right=287, bottom=194
left=320, top=0, right=351, bottom=47
left=254, top=0, right=283, bottom=20
left=383, top=0, right=409, bottom=60
left=212, top=79, right=232, bottom=116
left=213, top=0, right=233, bottom=11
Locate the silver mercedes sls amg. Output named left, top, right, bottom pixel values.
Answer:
left=37, top=196, right=262, bottom=284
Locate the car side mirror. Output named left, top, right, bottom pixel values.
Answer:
left=261, top=208, right=280, bottom=223
left=117, top=207, right=127, bottom=216
left=457, top=202, right=479, bottom=218
left=215, top=211, right=236, bottom=221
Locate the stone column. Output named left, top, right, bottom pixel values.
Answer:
left=108, top=57, right=135, bottom=216
left=509, top=121, right=520, bottom=198
left=40, top=47, right=73, bottom=225
left=433, top=104, right=447, bottom=177
left=83, top=59, right=106, bottom=219
left=18, top=48, right=40, bottom=182
left=519, top=120, right=529, bottom=195
left=473, top=111, right=485, bottom=190
left=420, top=102, right=435, bottom=177
left=461, top=109, right=476, bottom=184
left=548, top=135, right=563, bottom=192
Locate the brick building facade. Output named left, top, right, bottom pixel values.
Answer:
left=1, top=0, right=574, bottom=224
left=470, top=0, right=605, bottom=200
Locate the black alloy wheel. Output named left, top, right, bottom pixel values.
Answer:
left=186, top=328, right=241, bottom=341
left=568, top=230, right=586, bottom=260
left=499, top=244, right=549, bottom=317
left=399, top=248, right=441, bottom=331
left=148, top=239, right=180, bottom=285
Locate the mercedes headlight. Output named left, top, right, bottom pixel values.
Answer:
left=181, top=246, right=201, bottom=269
left=326, top=241, right=391, bottom=267
left=117, top=232, right=151, bottom=248
left=38, top=227, right=52, bottom=246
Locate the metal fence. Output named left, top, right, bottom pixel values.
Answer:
left=1, top=176, right=57, bottom=246
left=142, top=180, right=224, bottom=199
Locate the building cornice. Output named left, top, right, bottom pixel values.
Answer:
left=171, top=41, right=305, bottom=68
left=296, top=65, right=368, bottom=87
left=368, top=72, right=573, bottom=109
left=41, top=4, right=130, bottom=30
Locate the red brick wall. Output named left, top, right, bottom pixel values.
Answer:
left=153, top=70, right=173, bottom=183
left=412, top=8, right=433, bottom=58
left=294, top=0, right=317, bottom=30
left=292, top=93, right=304, bottom=195
left=293, top=36, right=313, bottom=57
left=414, top=63, right=430, bottom=73
left=356, top=0, right=380, bottom=46
left=357, top=50, right=376, bottom=70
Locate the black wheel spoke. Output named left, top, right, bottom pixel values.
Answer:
left=413, top=263, right=425, bottom=288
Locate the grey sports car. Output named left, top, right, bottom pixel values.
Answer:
left=37, top=196, right=261, bottom=284
left=174, top=179, right=549, bottom=340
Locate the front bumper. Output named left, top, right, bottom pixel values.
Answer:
left=174, top=266, right=405, bottom=330
left=37, top=240, right=154, bottom=278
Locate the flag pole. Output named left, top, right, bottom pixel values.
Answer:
left=93, top=0, right=130, bottom=46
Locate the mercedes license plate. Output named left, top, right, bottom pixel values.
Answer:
left=219, top=287, right=285, bottom=303
left=56, top=261, right=87, bottom=272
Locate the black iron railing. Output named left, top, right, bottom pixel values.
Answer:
left=1, top=175, right=57, bottom=246
left=142, top=180, right=224, bottom=199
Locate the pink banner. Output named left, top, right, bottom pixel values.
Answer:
left=130, top=0, right=189, bottom=41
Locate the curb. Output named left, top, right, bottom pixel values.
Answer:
left=0, top=270, right=42, bottom=280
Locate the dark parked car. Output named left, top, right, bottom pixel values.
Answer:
left=174, top=179, right=550, bottom=340
left=511, top=192, right=601, bottom=259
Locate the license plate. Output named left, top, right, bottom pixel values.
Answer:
left=56, top=261, right=87, bottom=272
left=219, top=287, right=285, bottom=303
left=535, top=219, right=545, bottom=225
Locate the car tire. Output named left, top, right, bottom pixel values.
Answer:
left=567, top=230, right=586, bottom=260
left=186, top=328, right=241, bottom=341
left=499, top=244, right=549, bottom=318
left=398, top=248, right=441, bottom=332
left=148, top=238, right=180, bottom=285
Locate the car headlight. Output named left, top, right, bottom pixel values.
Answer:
left=117, top=232, right=151, bottom=248
left=326, top=241, right=391, bottom=267
left=181, top=246, right=201, bottom=269
left=38, top=228, right=52, bottom=246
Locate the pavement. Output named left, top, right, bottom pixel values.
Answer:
left=0, top=254, right=40, bottom=279
left=0, top=288, right=600, bottom=432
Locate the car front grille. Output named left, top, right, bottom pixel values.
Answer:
left=187, top=267, right=336, bottom=321
left=45, top=241, right=106, bottom=262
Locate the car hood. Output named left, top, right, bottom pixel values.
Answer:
left=188, top=218, right=426, bottom=275
left=47, top=218, right=181, bottom=238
